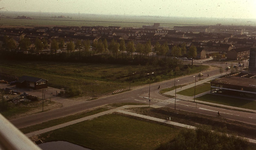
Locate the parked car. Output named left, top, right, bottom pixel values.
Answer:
left=239, top=63, right=244, bottom=67
left=9, top=81, right=18, bottom=85
left=198, top=73, right=203, bottom=77
left=182, top=57, right=188, bottom=60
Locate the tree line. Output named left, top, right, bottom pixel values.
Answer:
left=2, top=36, right=197, bottom=59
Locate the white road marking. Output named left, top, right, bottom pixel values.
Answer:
left=134, top=99, right=146, bottom=102
left=199, top=107, right=217, bottom=113
left=198, top=107, right=244, bottom=117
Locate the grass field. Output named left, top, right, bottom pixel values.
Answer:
left=0, top=60, right=208, bottom=97
left=39, top=114, right=181, bottom=150
left=0, top=100, right=55, bottom=119
left=0, top=60, right=144, bottom=96
left=177, top=83, right=211, bottom=96
left=196, top=94, right=256, bottom=110
left=160, top=85, right=185, bottom=94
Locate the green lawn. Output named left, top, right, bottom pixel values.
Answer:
left=39, top=114, right=181, bottom=150
left=160, top=85, right=186, bottom=94
left=177, top=83, right=211, bottom=96
left=196, top=94, right=256, bottom=110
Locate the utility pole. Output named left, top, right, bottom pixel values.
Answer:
left=193, top=76, right=197, bottom=108
left=42, top=89, right=45, bottom=112
left=147, top=72, right=154, bottom=107
left=174, top=79, right=179, bottom=110
left=148, top=82, right=150, bottom=107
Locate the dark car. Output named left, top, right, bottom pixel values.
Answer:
left=9, top=81, right=18, bottom=85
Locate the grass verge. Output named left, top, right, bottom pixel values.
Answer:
left=159, top=85, right=182, bottom=94
left=1, top=107, right=32, bottom=118
left=1, top=100, right=56, bottom=119
left=177, top=83, right=210, bottom=96
left=39, top=114, right=181, bottom=150
left=196, top=94, right=256, bottom=110
left=159, top=85, right=184, bottom=98
left=109, top=102, right=146, bottom=108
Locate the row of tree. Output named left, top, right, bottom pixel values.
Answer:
left=2, top=36, right=197, bottom=59
left=171, top=43, right=197, bottom=58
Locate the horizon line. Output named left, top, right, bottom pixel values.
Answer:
left=1, top=10, right=256, bottom=20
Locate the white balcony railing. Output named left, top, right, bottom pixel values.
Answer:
left=0, top=114, right=41, bottom=150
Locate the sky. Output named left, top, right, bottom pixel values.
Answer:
left=1, top=0, right=256, bottom=19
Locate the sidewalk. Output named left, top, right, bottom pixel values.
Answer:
left=164, top=73, right=256, bottom=113
left=116, top=110, right=196, bottom=129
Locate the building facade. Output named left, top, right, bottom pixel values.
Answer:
left=17, top=76, right=48, bottom=89
left=249, top=48, right=256, bottom=74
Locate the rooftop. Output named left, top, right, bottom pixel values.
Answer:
left=211, top=72, right=256, bottom=89
left=18, top=76, right=47, bottom=83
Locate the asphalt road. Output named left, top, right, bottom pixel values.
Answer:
left=10, top=66, right=256, bottom=128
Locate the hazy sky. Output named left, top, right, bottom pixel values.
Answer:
left=2, top=0, right=256, bottom=19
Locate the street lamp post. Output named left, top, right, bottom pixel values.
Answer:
left=174, top=79, right=179, bottom=110
left=147, top=72, right=154, bottom=107
left=200, top=61, right=202, bottom=72
left=42, top=88, right=45, bottom=112
left=148, top=79, right=150, bottom=107
left=129, top=72, right=136, bottom=90
left=193, top=76, right=197, bottom=103
left=226, top=62, right=227, bottom=75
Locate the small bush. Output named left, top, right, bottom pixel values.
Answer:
left=155, top=76, right=162, bottom=82
left=65, top=87, right=82, bottom=97
left=26, top=95, right=39, bottom=101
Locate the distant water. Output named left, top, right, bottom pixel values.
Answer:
left=38, top=141, right=90, bottom=150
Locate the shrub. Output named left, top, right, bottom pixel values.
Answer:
left=155, top=76, right=162, bottom=82
left=65, top=87, right=82, bottom=97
